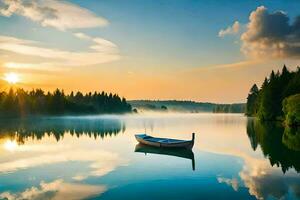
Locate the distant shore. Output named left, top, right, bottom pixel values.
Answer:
left=129, top=100, right=245, bottom=114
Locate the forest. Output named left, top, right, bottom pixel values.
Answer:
left=0, top=88, right=132, bottom=116
left=246, top=65, right=300, bottom=126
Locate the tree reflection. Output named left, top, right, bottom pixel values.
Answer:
left=283, top=127, right=300, bottom=151
left=246, top=118, right=300, bottom=173
left=0, top=117, right=125, bottom=144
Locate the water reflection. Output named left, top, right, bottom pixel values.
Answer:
left=0, top=179, right=106, bottom=200
left=135, top=144, right=195, bottom=170
left=0, top=117, right=125, bottom=144
left=246, top=118, right=300, bottom=173
left=283, top=127, right=300, bottom=152
left=0, top=114, right=299, bottom=200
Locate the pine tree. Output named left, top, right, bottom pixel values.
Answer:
left=246, top=84, right=259, bottom=116
left=246, top=65, right=300, bottom=122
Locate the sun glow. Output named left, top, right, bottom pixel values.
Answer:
left=3, top=140, right=18, bottom=151
left=4, top=72, right=20, bottom=84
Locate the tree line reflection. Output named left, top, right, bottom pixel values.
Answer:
left=247, top=118, right=300, bottom=173
left=0, top=117, right=125, bottom=144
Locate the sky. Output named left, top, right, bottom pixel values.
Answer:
left=0, top=0, right=300, bottom=103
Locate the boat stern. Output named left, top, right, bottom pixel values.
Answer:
left=135, top=133, right=147, bottom=141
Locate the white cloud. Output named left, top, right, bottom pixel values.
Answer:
left=0, top=0, right=108, bottom=31
left=219, top=6, right=300, bottom=59
left=0, top=34, right=120, bottom=69
left=0, top=179, right=106, bottom=200
left=74, top=32, right=92, bottom=40
left=218, top=21, right=240, bottom=37
left=74, top=32, right=118, bottom=53
left=241, top=6, right=300, bottom=59
left=4, top=62, right=70, bottom=72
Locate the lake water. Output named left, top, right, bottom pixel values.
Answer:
left=0, top=113, right=299, bottom=200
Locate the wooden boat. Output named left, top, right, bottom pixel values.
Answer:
left=135, top=133, right=195, bottom=149
left=135, top=144, right=195, bottom=170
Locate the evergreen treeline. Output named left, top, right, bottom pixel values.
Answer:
left=0, top=88, right=132, bottom=116
left=246, top=65, right=300, bottom=126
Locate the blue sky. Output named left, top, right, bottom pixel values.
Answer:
left=70, top=0, right=300, bottom=67
left=0, top=0, right=299, bottom=102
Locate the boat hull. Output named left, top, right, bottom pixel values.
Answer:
left=135, top=134, right=194, bottom=149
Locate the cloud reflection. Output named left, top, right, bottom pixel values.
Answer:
left=0, top=135, right=128, bottom=180
left=217, top=177, right=239, bottom=191
left=0, top=179, right=106, bottom=200
left=240, top=163, right=300, bottom=200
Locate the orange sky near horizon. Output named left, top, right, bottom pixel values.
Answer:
left=0, top=59, right=298, bottom=103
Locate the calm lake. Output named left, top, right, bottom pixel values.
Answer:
left=0, top=113, right=299, bottom=200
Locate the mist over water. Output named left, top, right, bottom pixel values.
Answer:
left=0, top=113, right=299, bottom=200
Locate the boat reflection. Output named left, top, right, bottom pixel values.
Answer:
left=135, top=144, right=195, bottom=170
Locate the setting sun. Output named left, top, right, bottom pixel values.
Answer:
left=3, top=140, right=18, bottom=152
left=4, top=73, right=19, bottom=84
